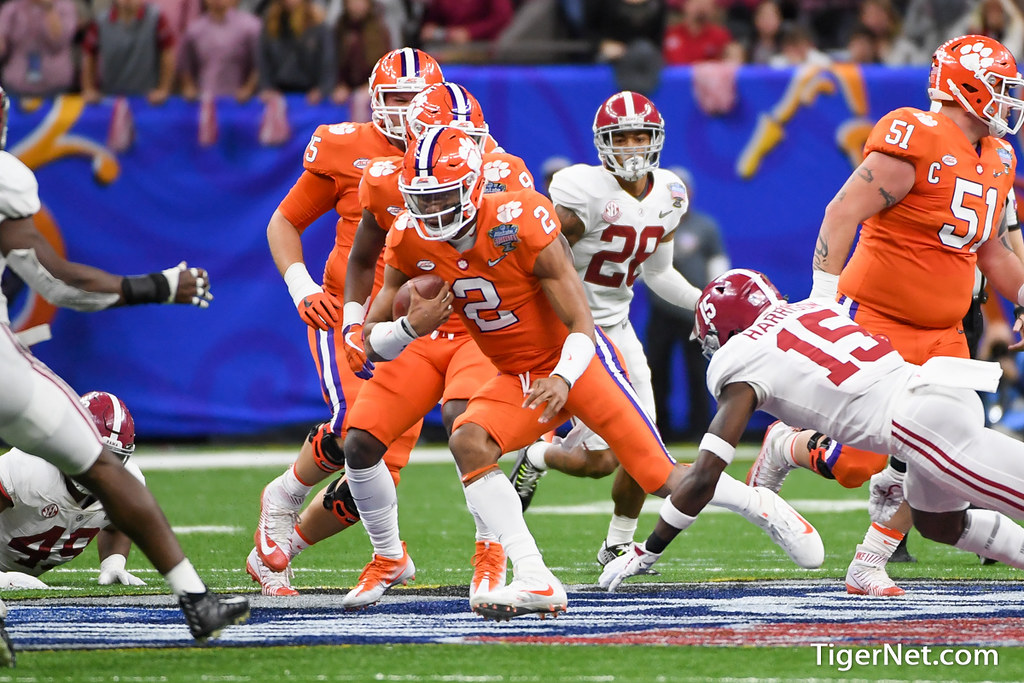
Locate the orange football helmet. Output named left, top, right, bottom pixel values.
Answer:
left=593, top=91, right=665, bottom=181
left=405, top=82, right=490, bottom=151
left=369, top=48, right=444, bottom=142
left=399, top=127, right=484, bottom=241
left=928, top=34, right=1024, bottom=138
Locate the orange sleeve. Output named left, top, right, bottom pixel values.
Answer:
left=863, top=107, right=933, bottom=165
left=277, top=171, right=338, bottom=231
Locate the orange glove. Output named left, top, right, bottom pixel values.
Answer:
left=297, top=291, right=341, bottom=330
left=343, top=323, right=374, bottom=379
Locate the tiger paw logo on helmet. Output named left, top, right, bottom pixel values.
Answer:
left=496, top=201, right=523, bottom=224
left=956, top=41, right=997, bottom=72
left=458, top=137, right=482, bottom=170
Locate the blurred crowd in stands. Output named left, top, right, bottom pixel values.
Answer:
left=0, top=0, right=1020, bottom=103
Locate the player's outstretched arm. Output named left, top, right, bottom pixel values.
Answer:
left=639, top=235, right=701, bottom=310
left=0, top=216, right=212, bottom=310
left=525, top=236, right=596, bottom=422
left=810, top=151, right=914, bottom=300
left=268, top=208, right=340, bottom=330
left=341, top=211, right=389, bottom=377
left=96, top=527, right=146, bottom=586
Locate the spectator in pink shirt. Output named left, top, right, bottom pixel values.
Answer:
left=418, top=0, right=514, bottom=45
left=0, top=0, right=78, bottom=96
left=179, top=0, right=261, bottom=101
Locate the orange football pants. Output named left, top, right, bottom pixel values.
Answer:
left=828, top=298, right=970, bottom=487
left=347, top=331, right=497, bottom=449
left=454, top=329, right=676, bottom=494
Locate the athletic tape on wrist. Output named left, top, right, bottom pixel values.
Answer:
left=659, top=497, right=697, bottom=531
left=550, top=332, right=595, bottom=388
left=342, top=301, right=366, bottom=328
left=367, top=316, right=418, bottom=360
left=699, top=432, right=736, bottom=464
left=284, top=262, right=321, bottom=306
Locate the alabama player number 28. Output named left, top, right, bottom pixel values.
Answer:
left=584, top=225, right=664, bottom=288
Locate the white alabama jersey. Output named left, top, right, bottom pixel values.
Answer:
left=0, top=151, right=42, bottom=325
left=550, top=164, right=688, bottom=326
left=0, top=449, right=144, bottom=575
left=707, top=299, right=915, bottom=455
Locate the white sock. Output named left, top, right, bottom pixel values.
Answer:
left=346, top=460, right=402, bottom=559
left=462, top=484, right=499, bottom=543
left=853, top=522, right=903, bottom=566
left=525, top=441, right=549, bottom=470
left=164, top=559, right=206, bottom=596
left=463, top=469, right=546, bottom=577
left=606, top=514, right=638, bottom=546
left=955, top=509, right=1024, bottom=568
left=268, top=465, right=312, bottom=509
left=708, top=472, right=758, bottom=515
left=287, top=525, right=312, bottom=560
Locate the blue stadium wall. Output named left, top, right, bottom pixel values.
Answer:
left=5, top=64, right=965, bottom=438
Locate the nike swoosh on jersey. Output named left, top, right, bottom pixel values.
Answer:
left=526, top=585, right=555, bottom=596
left=487, top=256, right=506, bottom=267
left=659, top=210, right=673, bottom=218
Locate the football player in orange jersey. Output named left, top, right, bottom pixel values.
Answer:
left=747, top=34, right=1024, bottom=597
left=246, top=48, right=444, bottom=595
left=351, top=127, right=823, bottom=620
left=247, top=83, right=535, bottom=607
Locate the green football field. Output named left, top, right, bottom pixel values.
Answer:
left=4, top=443, right=1023, bottom=682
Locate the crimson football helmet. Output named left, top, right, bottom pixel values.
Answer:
left=593, top=91, right=665, bottom=181
left=405, top=82, right=490, bottom=151
left=399, top=126, right=484, bottom=241
left=0, top=85, right=8, bottom=151
left=693, top=269, right=784, bottom=359
left=369, top=48, right=444, bottom=142
left=81, top=391, right=135, bottom=462
left=928, top=34, right=1024, bottom=138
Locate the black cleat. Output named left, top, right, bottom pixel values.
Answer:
left=889, top=535, right=917, bottom=563
left=0, top=617, right=14, bottom=667
left=179, top=591, right=250, bottom=642
left=509, top=445, right=546, bottom=512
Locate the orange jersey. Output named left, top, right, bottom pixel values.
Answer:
left=384, top=189, right=567, bottom=375
left=277, top=122, right=399, bottom=295
left=362, top=152, right=534, bottom=336
left=839, top=107, right=1017, bottom=328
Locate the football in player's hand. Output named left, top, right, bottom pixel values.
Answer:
left=393, top=274, right=446, bottom=318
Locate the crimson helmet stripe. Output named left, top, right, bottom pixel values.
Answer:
left=416, top=126, right=443, bottom=177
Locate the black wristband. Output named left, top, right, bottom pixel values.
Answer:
left=889, top=457, right=907, bottom=474
left=1015, top=305, right=1024, bottom=320
left=122, top=273, right=170, bottom=305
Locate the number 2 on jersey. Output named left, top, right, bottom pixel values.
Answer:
left=776, top=309, right=893, bottom=385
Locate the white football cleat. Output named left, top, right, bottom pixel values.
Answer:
left=599, top=542, right=662, bottom=592
left=471, top=571, right=567, bottom=620
left=746, top=421, right=798, bottom=493
left=746, top=486, right=824, bottom=569
left=342, top=542, right=415, bottom=610
left=255, top=483, right=300, bottom=572
left=846, top=555, right=905, bottom=597
left=246, top=548, right=298, bottom=596
left=469, top=541, right=507, bottom=601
